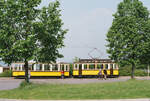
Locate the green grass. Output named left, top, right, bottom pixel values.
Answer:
left=0, top=80, right=150, bottom=100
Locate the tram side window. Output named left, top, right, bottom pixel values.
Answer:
left=97, top=64, right=101, bottom=69
left=19, top=64, right=23, bottom=71
left=36, top=64, right=40, bottom=70
left=79, top=64, right=82, bottom=69
left=66, top=65, right=69, bottom=71
left=40, top=64, right=42, bottom=70
left=89, top=64, right=95, bottom=70
left=36, top=64, right=42, bottom=71
left=14, top=64, right=18, bottom=70
left=52, top=64, right=58, bottom=71
left=110, top=64, right=113, bottom=69
left=61, top=65, right=64, bottom=71
left=105, top=64, right=108, bottom=69
left=29, top=64, right=32, bottom=70
left=113, top=64, right=116, bottom=69
left=18, top=64, right=21, bottom=71
left=22, top=65, right=25, bottom=70
left=74, top=64, right=77, bottom=70
left=65, top=65, right=68, bottom=71
left=84, top=64, right=87, bottom=70
left=31, top=64, right=34, bottom=70
left=45, top=64, right=50, bottom=70
left=39, top=64, right=42, bottom=70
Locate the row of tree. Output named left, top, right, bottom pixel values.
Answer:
left=0, top=0, right=67, bottom=82
left=106, top=0, right=150, bottom=78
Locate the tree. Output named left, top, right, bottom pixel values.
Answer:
left=106, top=0, right=149, bottom=79
left=138, top=19, right=150, bottom=76
left=73, top=57, right=80, bottom=63
left=0, top=0, right=67, bottom=83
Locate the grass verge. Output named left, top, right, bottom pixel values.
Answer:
left=0, top=79, right=150, bottom=100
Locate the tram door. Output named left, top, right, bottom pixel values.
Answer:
left=79, top=64, right=82, bottom=76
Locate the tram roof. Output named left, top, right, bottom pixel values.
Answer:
left=74, top=59, right=115, bottom=63
left=11, top=62, right=70, bottom=65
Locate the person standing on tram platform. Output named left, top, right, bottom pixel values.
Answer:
left=98, top=69, right=103, bottom=80
left=103, top=69, right=107, bottom=80
left=61, top=70, right=64, bottom=79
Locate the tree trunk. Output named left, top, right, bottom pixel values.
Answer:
left=24, top=60, right=29, bottom=83
left=131, top=63, right=135, bottom=79
left=148, top=64, right=149, bottom=77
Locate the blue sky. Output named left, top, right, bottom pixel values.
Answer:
left=39, top=0, right=150, bottom=62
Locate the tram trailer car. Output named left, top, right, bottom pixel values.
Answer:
left=12, top=62, right=70, bottom=77
left=73, top=59, right=119, bottom=77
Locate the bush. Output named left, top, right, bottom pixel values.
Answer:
left=19, top=81, right=33, bottom=89
left=0, top=70, right=12, bottom=77
left=119, top=66, right=148, bottom=76
left=119, top=66, right=131, bottom=76
left=134, top=70, right=147, bottom=76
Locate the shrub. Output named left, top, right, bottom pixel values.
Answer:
left=134, top=70, right=147, bottom=76
left=119, top=66, right=148, bottom=76
left=119, top=66, right=131, bottom=76
left=0, top=70, right=12, bottom=77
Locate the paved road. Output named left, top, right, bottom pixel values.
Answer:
left=0, top=78, right=23, bottom=90
left=0, top=77, right=150, bottom=91
left=0, top=99, right=150, bottom=101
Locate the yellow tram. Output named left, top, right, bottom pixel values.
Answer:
left=11, top=59, right=119, bottom=78
left=73, top=59, right=119, bottom=77
left=12, top=62, right=70, bottom=77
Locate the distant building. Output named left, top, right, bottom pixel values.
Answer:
left=0, top=66, right=3, bottom=73
left=0, top=65, right=10, bottom=73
